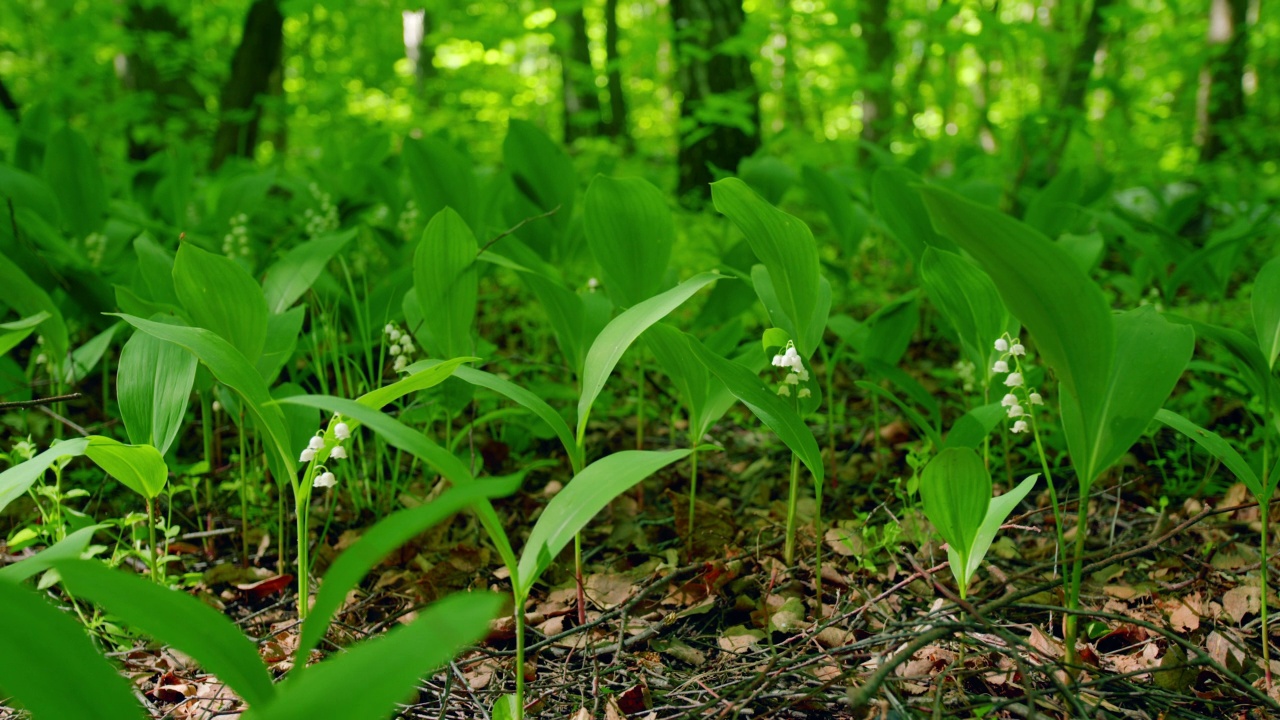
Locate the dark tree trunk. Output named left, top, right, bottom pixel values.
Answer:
left=211, top=0, right=285, bottom=170
left=1198, top=0, right=1249, bottom=163
left=859, top=0, right=894, bottom=148
left=120, top=1, right=204, bottom=161
left=600, top=0, right=629, bottom=139
left=0, top=75, right=18, bottom=123
left=671, top=0, right=761, bottom=203
left=1044, top=0, right=1116, bottom=175
left=562, top=4, right=603, bottom=144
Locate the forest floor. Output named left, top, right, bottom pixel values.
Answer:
left=56, top=408, right=1280, bottom=720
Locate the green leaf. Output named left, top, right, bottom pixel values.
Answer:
left=0, top=437, right=90, bottom=514
left=0, top=162, right=60, bottom=225
left=84, top=437, right=168, bottom=500
left=919, top=448, right=991, bottom=594
left=62, top=322, right=120, bottom=385
left=801, top=165, right=864, bottom=256
left=584, top=175, right=674, bottom=307
left=712, top=178, right=821, bottom=357
left=54, top=559, right=275, bottom=708
left=43, top=126, right=105, bottom=238
left=262, top=229, right=356, bottom=314
left=132, top=234, right=181, bottom=307
left=1024, top=167, right=1082, bottom=239
left=0, top=252, right=67, bottom=360
left=1253, top=256, right=1280, bottom=371
left=296, top=478, right=521, bottom=666
left=965, top=473, right=1039, bottom=582
left=0, top=524, right=104, bottom=583
left=576, top=272, right=721, bottom=440
left=941, top=403, right=1006, bottom=450
left=413, top=208, right=479, bottom=357
left=920, top=247, right=1011, bottom=372
left=492, top=695, right=520, bottom=720
left=404, top=135, right=480, bottom=233
left=118, top=328, right=198, bottom=456
left=0, top=577, right=144, bottom=720
left=358, top=356, right=475, bottom=410
left=248, top=593, right=502, bottom=720
left=689, top=335, right=824, bottom=485
left=504, top=119, right=576, bottom=234
left=173, top=241, right=270, bottom=362
left=0, top=311, right=48, bottom=358
left=408, top=359, right=581, bottom=472
left=516, top=449, right=691, bottom=599
left=256, top=306, right=306, bottom=383
left=1155, top=409, right=1265, bottom=500
left=113, top=314, right=297, bottom=481
left=871, top=166, right=954, bottom=264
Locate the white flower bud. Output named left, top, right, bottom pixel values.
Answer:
left=334, top=422, right=350, bottom=440
left=308, top=435, right=325, bottom=451
left=784, top=373, right=800, bottom=385
left=330, top=445, right=347, bottom=460
left=1010, top=343, right=1026, bottom=356
left=313, top=471, right=337, bottom=488
left=798, top=387, right=811, bottom=398
left=777, top=384, right=791, bottom=397
left=994, top=338, right=1009, bottom=352
left=389, top=329, right=401, bottom=342
left=993, top=360, right=1009, bottom=373
left=389, top=345, right=401, bottom=356
left=588, top=277, right=599, bottom=290
left=1007, top=404, right=1024, bottom=418
left=393, top=356, right=408, bottom=372
left=384, top=324, right=395, bottom=334
left=1004, top=372, right=1024, bottom=387
left=797, top=368, right=810, bottom=382
left=1001, top=393, right=1018, bottom=407
left=300, top=448, right=316, bottom=463
left=1011, top=420, right=1029, bottom=434
left=1029, top=392, right=1044, bottom=405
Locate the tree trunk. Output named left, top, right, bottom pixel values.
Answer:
left=600, top=0, right=629, bottom=139
left=120, top=1, right=204, bottom=161
left=859, top=0, right=894, bottom=148
left=1198, top=0, right=1249, bottom=163
left=211, top=0, right=285, bottom=170
left=671, top=0, right=761, bottom=204
left=562, top=4, right=603, bottom=144
left=1044, top=0, right=1117, bottom=176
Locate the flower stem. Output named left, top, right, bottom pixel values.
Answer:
left=146, top=497, right=160, bottom=583
left=514, top=597, right=526, bottom=718
left=1064, top=498, right=1089, bottom=672
left=784, top=452, right=800, bottom=566
left=687, top=445, right=699, bottom=560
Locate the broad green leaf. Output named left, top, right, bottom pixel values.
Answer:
left=262, top=229, right=356, bottom=314
left=62, top=322, right=119, bottom=385
left=0, top=578, right=144, bottom=720
left=1056, top=232, right=1105, bottom=274
left=1171, top=317, right=1276, bottom=402
left=689, top=335, right=824, bottom=485
left=249, top=593, right=502, bottom=720
left=55, top=559, right=275, bottom=708
left=919, top=448, right=991, bottom=593
left=646, top=322, right=711, bottom=427
left=413, top=208, right=478, bottom=357
left=859, top=292, right=920, bottom=367
left=1155, top=409, right=1265, bottom=499
left=296, top=479, right=522, bottom=666
left=256, top=305, right=306, bottom=383
left=173, top=242, right=269, bottom=362
left=0, top=252, right=67, bottom=360
left=871, top=166, right=954, bottom=264
left=941, top=403, right=1006, bottom=450
left=0, top=525, right=104, bottom=583
left=403, top=135, right=479, bottom=233
left=517, top=449, right=691, bottom=599
left=492, top=695, right=520, bottom=720
left=584, top=175, right=673, bottom=307
left=576, top=272, right=721, bottom=440
left=965, top=473, right=1039, bottom=582
left=113, top=314, right=296, bottom=480
left=43, top=126, right=106, bottom=238
left=504, top=119, right=576, bottom=234
left=1253, top=256, right=1280, bottom=370
left=118, top=329, right=197, bottom=456
left=521, top=272, right=588, bottom=372
left=1024, top=167, right=1082, bottom=239
left=359, top=356, right=476, bottom=410
left=801, top=165, right=864, bottom=256
left=0, top=437, right=90, bottom=514
left=0, top=311, right=49, bottom=358
left=133, top=234, right=181, bottom=308
left=0, top=162, right=59, bottom=225
left=712, top=178, right=821, bottom=357
left=1064, top=306, right=1194, bottom=487
left=920, top=247, right=1010, bottom=372
left=408, top=359, right=581, bottom=471
left=84, top=437, right=168, bottom=500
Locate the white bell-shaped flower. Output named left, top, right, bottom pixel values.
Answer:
left=1029, top=392, right=1044, bottom=405
left=300, top=448, right=316, bottom=463
left=1007, top=404, right=1024, bottom=419
left=1011, top=420, right=1029, bottom=434
left=1004, top=372, right=1024, bottom=387
left=994, top=338, right=1009, bottom=352
left=313, top=471, right=337, bottom=488
left=1001, top=393, right=1018, bottom=407
left=993, top=360, right=1009, bottom=373
left=334, top=421, right=351, bottom=440
left=307, top=435, right=325, bottom=451
left=330, top=445, right=347, bottom=460
left=1010, top=343, right=1026, bottom=356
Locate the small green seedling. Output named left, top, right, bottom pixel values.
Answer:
left=919, top=447, right=1038, bottom=599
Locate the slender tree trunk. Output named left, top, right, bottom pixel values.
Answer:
left=1044, top=0, right=1117, bottom=176
left=562, top=3, right=603, bottom=144
left=211, top=0, right=285, bottom=170
left=859, top=0, right=894, bottom=148
left=1198, top=0, right=1249, bottom=162
left=600, top=0, right=629, bottom=139
left=120, top=1, right=203, bottom=161
left=671, top=0, right=761, bottom=203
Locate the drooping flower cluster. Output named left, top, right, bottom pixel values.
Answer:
left=771, top=341, right=812, bottom=399
left=83, top=232, right=108, bottom=267
left=303, top=183, right=340, bottom=238
left=222, top=213, right=251, bottom=259
left=384, top=323, right=417, bottom=372
left=397, top=199, right=420, bottom=239
left=300, top=416, right=352, bottom=489
left=991, top=334, right=1046, bottom=434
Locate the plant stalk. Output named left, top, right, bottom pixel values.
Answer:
left=146, top=497, right=160, bottom=583
left=784, top=452, right=800, bottom=566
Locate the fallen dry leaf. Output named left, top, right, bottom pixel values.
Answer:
left=718, top=625, right=764, bottom=654
left=1222, top=585, right=1260, bottom=624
